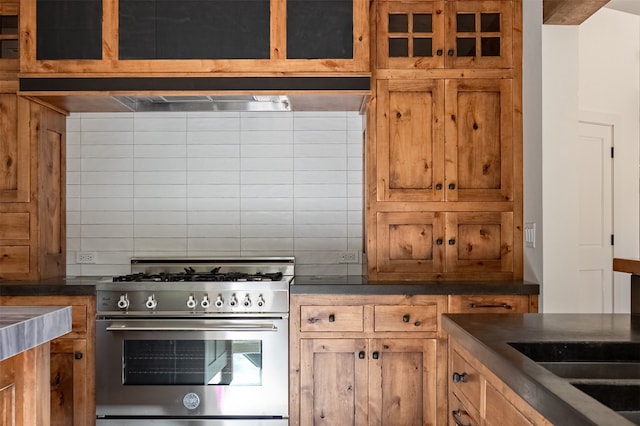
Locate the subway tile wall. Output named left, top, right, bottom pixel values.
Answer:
left=66, top=111, right=364, bottom=276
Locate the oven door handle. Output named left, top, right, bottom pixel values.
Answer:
left=105, top=321, right=279, bottom=332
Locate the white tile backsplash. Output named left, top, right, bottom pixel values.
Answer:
left=67, top=111, right=363, bottom=276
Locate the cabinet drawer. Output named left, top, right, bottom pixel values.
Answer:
left=451, top=349, right=481, bottom=412
left=485, top=381, right=534, bottom=426
left=448, top=295, right=530, bottom=314
left=449, top=392, right=479, bottom=426
left=374, top=305, right=438, bottom=332
left=300, top=305, right=364, bottom=332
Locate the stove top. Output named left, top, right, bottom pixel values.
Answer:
left=97, top=257, right=293, bottom=315
left=112, top=270, right=284, bottom=282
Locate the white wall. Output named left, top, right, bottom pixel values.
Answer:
left=578, top=8, right=640, bottom=313
left=541, top=8, right=640, bottom=312
left=66, top=111, right=363, bottom=277
left=523, top=0, right=543, bottom=286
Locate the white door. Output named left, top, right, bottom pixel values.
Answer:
left=577, top=122, right=613, bottom=313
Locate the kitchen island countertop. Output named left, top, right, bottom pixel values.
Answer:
left=0, top=305, right=72, bottom=361
left=443, top=313, right=640, bottom=426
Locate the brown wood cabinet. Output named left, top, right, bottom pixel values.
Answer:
left=376, top=0, right=514, bottom=70
left=0, top=343, right=50, bottom=426
left=0, top=94, right=66, bottom=281
left=291, top=294, right=447, bottom=426
left=291, top=291, right=536, bottom=425
left=19, top=0, right=370, bottom=75
left=367, top=0, right=522, bottom=281
left=448, top=339, right=551, bottom=426
left=0, top=296, right=96, bottom=426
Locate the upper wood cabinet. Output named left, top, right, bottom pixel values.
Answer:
left=0, top=1, right=19, bottom=74
left=376, top=78, right=513, bottom=203
left=377, top=0, right=514, bottom=70
left=19, top=0, right=370, bottom=74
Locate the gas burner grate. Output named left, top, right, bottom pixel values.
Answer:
left=112, top=271, right=284, bottom=283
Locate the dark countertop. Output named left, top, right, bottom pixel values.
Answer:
left=0, top=277, right=101, bottom=296
left=442, top=313, right=640, bottom=426
left=292, top=275, right=539, bottom=295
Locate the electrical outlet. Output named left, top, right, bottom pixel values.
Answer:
left=338, top=251, right=359, bottom=264
left=524, top=223, right=536, bottom=248
left=76, top=251, right=97, bottom=264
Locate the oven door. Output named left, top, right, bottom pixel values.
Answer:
left=96, top=317, right=288, bottom=420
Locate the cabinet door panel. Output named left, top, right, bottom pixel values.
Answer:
left=445, top=79, right=513, bottom=202
left=376, top=211, right=445, bottom=274
left=446, top=212, right=513, bottom=274
left=377, top=79, right=445, bottom=202
left=445, top=1, right=513, bottom=69
left=377, top=1, right=445, bottom=69
left=0, top=93, right=28, bottom=202
left=369, top=339, right=437, bottom=426
left=50, top=339, right=88, bottom=426
left=300, top=339, right=368, bottom=426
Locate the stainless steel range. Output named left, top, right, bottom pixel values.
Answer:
left=95, top=257, right=294, bottom=426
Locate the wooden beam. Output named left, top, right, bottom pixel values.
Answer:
left=544, top=0, right=610, bottom=25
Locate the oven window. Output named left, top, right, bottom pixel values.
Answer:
left=123, top=339, right=262, bottom=386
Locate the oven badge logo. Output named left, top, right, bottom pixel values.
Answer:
left=182, top=392, right=201, bottom=410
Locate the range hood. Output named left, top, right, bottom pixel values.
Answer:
left=19, top=76, right=371, bottom=113
left=114, top=95, right=292, bottom=112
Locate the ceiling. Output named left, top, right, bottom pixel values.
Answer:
left=605, top=0, right=640, bottom=15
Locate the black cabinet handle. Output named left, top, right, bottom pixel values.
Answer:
left=435, top=183, right=443, bottom=190
left=436, top=49, right=443, bottom=56
left=449, top=239, right=456, bottom=245
left=74, top=352, right=84, bottom=360
left=372, top=351, right=379, bottom=359
left=449, top=183, right=456, bottom=190
left=436, top=238, right=443, bottom=245
left=359, top=351, right=365, bottom=359
left=452, top=409, right=473, bottom=426
left=448, top=49, right=455, bottom=56
left=470, top=303, right=513, bottom=310
left=328, top=314, right=335, bottom=322
left=452, top=372, right=467, bottom=383
left=402, top=314, right=410, bottom=323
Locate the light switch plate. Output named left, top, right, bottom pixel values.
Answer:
left=524, top=223, right=536, bottom=248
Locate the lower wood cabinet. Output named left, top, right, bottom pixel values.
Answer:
left=448, top=340, right=549, bottom=426
left=290, top=291, right=537, bottom=426
left=291, top=294, right=447, bottom=426
left=0, top=295, right=95, bottom=426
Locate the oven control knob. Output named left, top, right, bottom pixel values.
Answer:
left=243, top=294, right=252, bottom=307
left=214, top=295, right=224, bottom=308
left=145, top=295, right=158, bottom=310
left=116, top=294, right=130, bottom=310
left=186, top=295, right=197, bottom=309
left=229, top=294, right=238, bottom=307
left=257, top=295, right=265, bottom=308
left=201, top=295, right=210, bottom=308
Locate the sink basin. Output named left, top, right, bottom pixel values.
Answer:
left=508, top=341, right=640, bottom=363
left=508, top=341, right=640, bottom=379
left=509, top=341, right=640, bottom=424
left=571, top=383, right=640, bottom=424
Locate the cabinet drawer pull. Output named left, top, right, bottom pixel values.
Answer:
left=372, top=351, right=379, bottom=359
left=452, top=372, right=467, bottom=383
left=448, top=239, right=456, bottom=245
left=436, top=49, right=443, bottom=56
left=328, top=314, right=335, bottom=322
left=436, top=238, right=443, bottom=245
left=435, top=183, right=443, bottom=190
left=74, top=352, right=83, bottom=360
left=469, top=303, right=513, bottom=310
left=449, top=183, right=456, bottom=190
left=402, top=314, right=410, bottom=323
left=448, top=49, right=455, bottom=56
left=452, top=409, right=473, bottom=426
left=358, top=351, right=365, bottom=359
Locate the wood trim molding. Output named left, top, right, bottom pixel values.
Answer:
left=543, top=0, right=610, bottom=25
